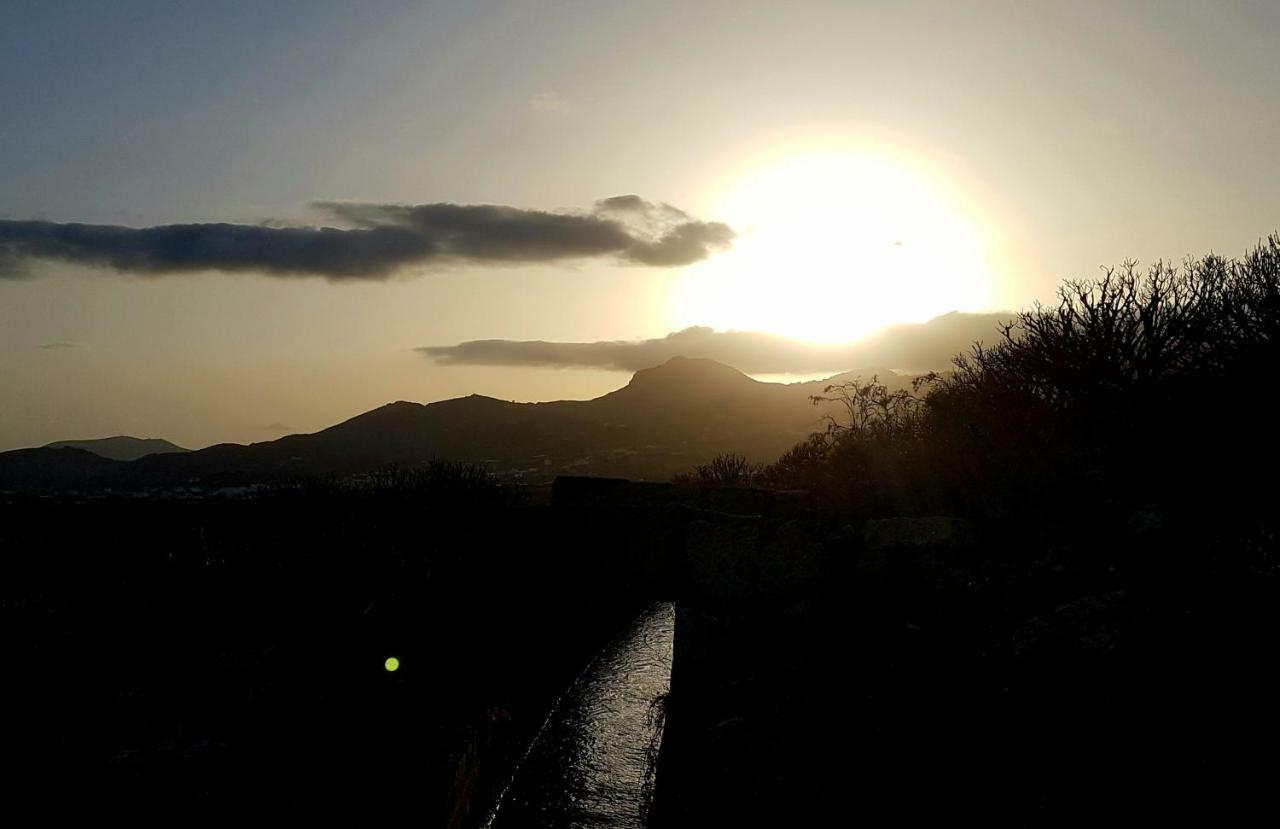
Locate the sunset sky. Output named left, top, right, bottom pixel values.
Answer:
left=2, top=0, right=1277, bottom=451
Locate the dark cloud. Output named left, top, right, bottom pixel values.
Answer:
left=626, top=221, right=737, bottom=267
left=593, top=195, right=687, bottom=219
left=36, top=342, right=80, bottom=350
left=594, top=195, right=653, bottom=213
left=0, top=196, right=733, bottom=280
left=585, top=195, right=715, bottom=264
left=418, top=312, right=1015, bottom=375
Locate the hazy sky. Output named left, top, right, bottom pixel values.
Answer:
left=2, top=0, right=1277, bottom=450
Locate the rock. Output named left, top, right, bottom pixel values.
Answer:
left=863, top=516, right=978, bottom=551
left=1123, top=508, right=1167, bottom=538
left=859, top=516, right=977, bottom=589
left=1013, top=591, right=1133, bottom=661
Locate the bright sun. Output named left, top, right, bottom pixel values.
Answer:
left=671, top=148, right=998, bottom=344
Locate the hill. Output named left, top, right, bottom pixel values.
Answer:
left=44, top=436, right=190, bottom=462
left=0, top=447, right=126, bottom=491
left=0, top=358, right=912, bottom=492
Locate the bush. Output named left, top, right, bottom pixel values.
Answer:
left=753, top=375, right=933, bottom=513
left=674, top=453, right=764, bottom=488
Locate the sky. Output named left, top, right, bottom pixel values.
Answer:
left=2, top=0, right=1277, bottom=450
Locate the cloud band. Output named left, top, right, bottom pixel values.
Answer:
left=0, top=196, right=733, bottom=279
left=418, top=312, right=1013, bottom=375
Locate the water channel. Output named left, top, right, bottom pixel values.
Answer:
left=485, top=602, right=675, bottom=829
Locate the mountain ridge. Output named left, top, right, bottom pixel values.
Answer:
left=3, top=358, right=913, bottom=492
left=43, top=436, right=190, bottom=462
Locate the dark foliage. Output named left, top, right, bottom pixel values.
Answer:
left=1, top=476, right=649, bottom=826
left=673, top=452, right=764, bottom=488
left=759, top=235, right=1280, bottom=523
left=267, top=461, right=528, bottom=509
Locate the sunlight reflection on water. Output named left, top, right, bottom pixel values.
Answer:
left=486, top=602, right=675, bottom=829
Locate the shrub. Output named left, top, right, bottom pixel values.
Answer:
left=675, top=453, right=764, bottom=488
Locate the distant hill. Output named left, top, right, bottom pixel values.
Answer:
left=44, top=437, right=190, bottom=462
left=1, top=358, right=913, bottom=492
left=0, top=447, right=126, bottom=491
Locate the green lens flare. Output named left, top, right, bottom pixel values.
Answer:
left=384, top=656, right=400, bottom=672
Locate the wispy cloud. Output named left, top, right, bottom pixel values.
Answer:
left=35, top=342, right=80, bottom=350
left=418, top=312, right=1014, bottom=374
left=0, top=196, right=733, bottom=280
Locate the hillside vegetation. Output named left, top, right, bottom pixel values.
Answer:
left=697, top=235, right=1280, bottom=527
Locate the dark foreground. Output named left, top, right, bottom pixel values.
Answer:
left=4, top=485, right=1279, bottom=825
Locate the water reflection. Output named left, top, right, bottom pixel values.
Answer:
left=487, top=602, right=675, bottom=829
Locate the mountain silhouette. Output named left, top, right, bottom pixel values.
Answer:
left=608, top=355, right=762, bottom=401
left=0, top=447, right=126, bottom=491
left=44, top=436, right=190, bottom=462
left=0, top=358, right=911, bottom=491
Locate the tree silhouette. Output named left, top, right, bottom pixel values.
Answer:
left=748, top=235, right=1280, bottom=520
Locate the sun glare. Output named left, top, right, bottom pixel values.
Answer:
left=671, top=148, right=998, bottom=344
